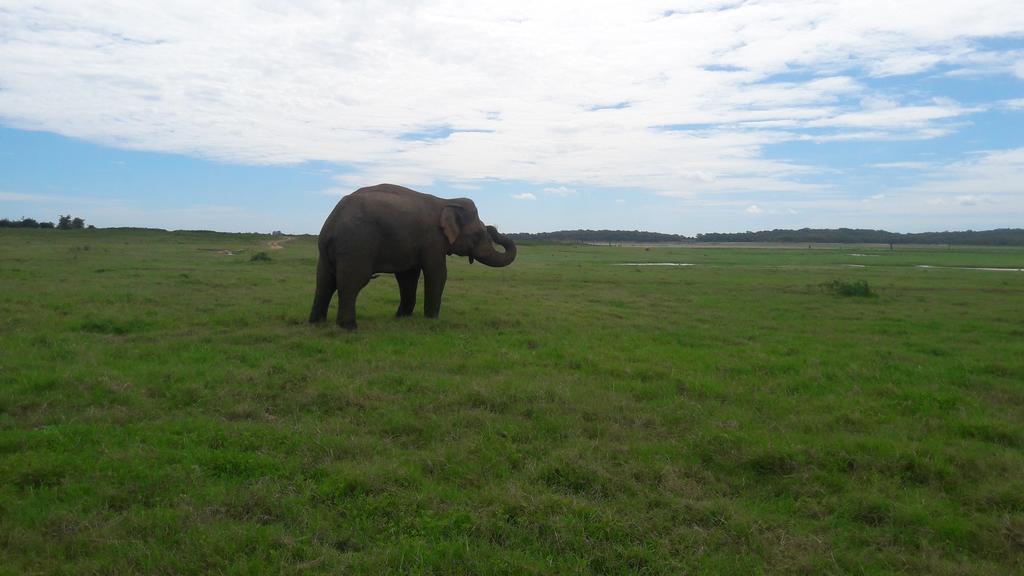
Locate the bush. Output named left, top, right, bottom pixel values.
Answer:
left=250, top=252, right=272, bottom=262
left=823, top=279, right=874, bottom=297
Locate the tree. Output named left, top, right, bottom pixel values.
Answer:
left=56, top=215, right=86, bottom=229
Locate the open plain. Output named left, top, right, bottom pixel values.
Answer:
left=1, top=229, right=1022, bottom=574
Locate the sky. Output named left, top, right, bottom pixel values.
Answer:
left=1, top=0, right=1023, bottom=235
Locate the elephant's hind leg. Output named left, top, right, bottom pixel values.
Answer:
left=336, top=263, right=371, bottom=330
left=395, top=268, right=421, bottom=317
left=309, top=259, right=336, bottom=323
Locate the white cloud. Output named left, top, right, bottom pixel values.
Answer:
left=789, top=148, right=1024, bottom=224
left=0, top=192, right=59, bottom=202
left=745, top=204, right=763, bottom=214
left=870, top=162, right=933, bottom=170
left=543, top=186, right=576, bottom=196
left=955, top=195, right=992, bottom=206
left=0, top=191, right=125, bottom=207
left=805, top=102, right=976, bottom=130
left=1016, top=61, right=1024, bottom=79
left=512, top=192, right=536, bottom=200
left=319, top=187, right=353, bottom=197
left=906, top=149, right=1024, bottom=201
left=859, top=95, right=900, bottom=110
left=0, top=1, right=1021, bottom=201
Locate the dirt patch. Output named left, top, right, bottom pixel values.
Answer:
left=199, top=248, right=246, bottom=256
left=267, top=236, right=295, bottom=250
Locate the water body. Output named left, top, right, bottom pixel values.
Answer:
left=916, top=265, right=1022, bottom=272
left=615, top=262, right=695, bottom=266
left=614, top=262, right=1021, bottom=271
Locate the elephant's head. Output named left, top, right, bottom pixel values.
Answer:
left=440, top=201, right=517, bottom=267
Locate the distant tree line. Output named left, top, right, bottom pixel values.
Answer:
left=4, top=217, right=1022, bottom=246
left=508, top=227, right=1024, bottom=246
left=0, top=215, right=91, bottom=229
left=0, top=217, right=55, bottom=228
left=508, top=229, right=691, bottom=244
left=693, top=227, right=1024, bottom=246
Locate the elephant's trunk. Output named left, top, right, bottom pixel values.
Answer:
left=473, top=225, right=517, bottom=267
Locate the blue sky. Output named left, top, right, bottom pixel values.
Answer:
left=1, top=1, right=1023, bottom=234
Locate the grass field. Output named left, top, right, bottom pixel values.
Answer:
left=1, top=228, right=1023, bottom=574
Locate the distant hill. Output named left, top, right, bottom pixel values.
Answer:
left=508, top=228, right=1024, bottom=246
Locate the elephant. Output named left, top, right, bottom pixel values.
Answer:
left=309, top=183, right=517, bottom=329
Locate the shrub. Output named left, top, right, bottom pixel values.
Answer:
left=823, top=279, right=874, bottom=297
left=250, top=252, right=272, bottom=262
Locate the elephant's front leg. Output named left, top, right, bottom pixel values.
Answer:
left=422, top=265, right=447, bottom=318
left=395, top=268, right=421, bottom=317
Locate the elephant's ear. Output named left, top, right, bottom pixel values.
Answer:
left=440, top=206, right=461, bottom=245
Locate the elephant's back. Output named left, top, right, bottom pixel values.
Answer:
left=320, top=184, right=435, bottom=248
left=348, top=184, right=441, bottom=206
left=322, top=186, right=397, bottom=228
left=345, top=185, right=437, bottom=222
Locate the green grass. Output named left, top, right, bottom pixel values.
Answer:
left=1, top=228, right=1023, bottom=574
